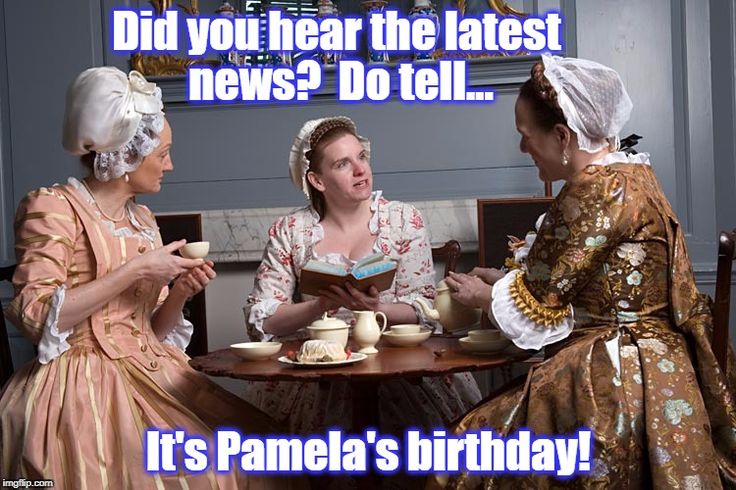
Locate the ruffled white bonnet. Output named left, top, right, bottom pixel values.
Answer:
left=62, top=67, right=164, bottom=181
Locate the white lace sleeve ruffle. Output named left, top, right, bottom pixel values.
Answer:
left=398, top=293, right=441, bottom=331
left=511, top=213, right=546, bottom=266
left=490, top=269, right=574, bottom=350
left=37, top=285, right=72, bottom=364
left=247, top=299, right=283, bottom=342
left=591, top=151, right=651, bottom=166
left=161, top=312, right=194, bottom=352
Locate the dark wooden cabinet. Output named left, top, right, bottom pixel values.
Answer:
left=477, top=197, right=554, bottom=328
left=155, top=214, right=208, bottom=358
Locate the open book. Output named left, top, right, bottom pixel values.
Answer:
left=299, top=252, right=397, bottom=297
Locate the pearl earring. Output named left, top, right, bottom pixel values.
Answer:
left=124, top=173, right=130, bottom=183
left=561, top=152, right=569, bottom=166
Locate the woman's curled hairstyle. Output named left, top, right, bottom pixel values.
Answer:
left=518, top=62, right=567, bottom=131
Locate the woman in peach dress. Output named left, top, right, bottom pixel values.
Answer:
left=0, top=67, right=299, bottom=489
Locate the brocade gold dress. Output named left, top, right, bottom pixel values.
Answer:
left=432, top=156, right=736, bottom=489
left=0, top=179, right=301, bottom=489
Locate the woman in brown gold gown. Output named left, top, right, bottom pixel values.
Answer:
left=431, top=56, right=736, bottom=489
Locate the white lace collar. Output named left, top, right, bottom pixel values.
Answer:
left=68, top=177, right=156, bottom=243
left=309, top=191, right=384, bottom=264
left=590, top=151, right=651, bottom=166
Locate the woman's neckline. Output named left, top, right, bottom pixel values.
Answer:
left=79, top=178, right=128, bottom=223
left=310, top=191, right=383, bottom=262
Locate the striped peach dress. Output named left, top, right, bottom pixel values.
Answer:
left=0, top=181, right=299, bottom=489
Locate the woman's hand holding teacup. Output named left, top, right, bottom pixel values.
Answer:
left=171, top=260, right=216, bottom=299
left=445, top=271, right=493, bottom=311
left=318, top=283, right=380, bottom=311
left=132, top=239, right=205, bottom=284
left=468, top=267, right=505, bottom=286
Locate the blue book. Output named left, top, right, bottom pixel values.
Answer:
left=299, top=253, right=398, bottom=296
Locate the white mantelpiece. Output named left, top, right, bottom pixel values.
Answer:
left=178, top=199, right=479, bottom=263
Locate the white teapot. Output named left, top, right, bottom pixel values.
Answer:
left=352, top=310, right=387, bottom=354
left=416, top=279, right=481, bottom=333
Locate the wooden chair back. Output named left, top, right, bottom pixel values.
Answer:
left=477, top=197, right=555, bottom=269
left=431, top=240, right=462, bottom=277
left=713, top=229, right=735, bottom=372
left=0, top=265, right=17, bottom=388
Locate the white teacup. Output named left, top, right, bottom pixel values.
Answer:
left=468, top=329, right=501, bottom=342
left=181, top=241, right=210, bottom=259
left=390, top=324, right=422, bottom=335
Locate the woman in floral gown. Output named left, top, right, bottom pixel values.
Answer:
left=0, top=67, right=299, bottom=489
left=431, top=56, right=736, bottom=488
left=243, top=117, right=481, bottom=438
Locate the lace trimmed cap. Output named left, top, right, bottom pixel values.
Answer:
left=542, top=55, right=633, bottom=153
left=288, top=116, right=370, bottom=198
left=62, top=67, right=164, bottom=181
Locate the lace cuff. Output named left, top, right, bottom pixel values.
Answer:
left=247, top=299, right=283, bottom=342
left=38, top=285, right=72, bottom=364
left=401, top=294, right=441, bottom=332
left=491, top=269, right=574, bottom=350
left=162, top=313, right=193, bottom=352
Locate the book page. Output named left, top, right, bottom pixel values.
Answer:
left=302, top=260, right=348, bottom=276
left=353, top=252, right=387, bottom=271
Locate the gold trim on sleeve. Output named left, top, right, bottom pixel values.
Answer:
left=18, top=212, right=76, bottom=224
left=509, top=271, right=572, bottom=327
left=35, top=278, right=64, bottom=287
left=17, top=234, right=74, bottom=249
left=25, top=187, right=65, bottom=200
left=20, top=255, right=66, bottom=268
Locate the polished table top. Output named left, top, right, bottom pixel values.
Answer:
left=190, top=337, right=532, bottom=382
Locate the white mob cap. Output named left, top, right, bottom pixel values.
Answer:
left=542, top=54, right=633, bottom=153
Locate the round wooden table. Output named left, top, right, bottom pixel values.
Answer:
left=191, top=337, right=532, bottom=488
left=190, top=336, right=531, bottom=432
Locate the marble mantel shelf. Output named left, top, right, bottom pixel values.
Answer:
left=159, top=199, right=480, bottom=263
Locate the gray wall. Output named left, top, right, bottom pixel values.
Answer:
left=1, top=0, right=736, bottom=369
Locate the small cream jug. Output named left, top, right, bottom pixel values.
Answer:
left=352, top=310, right=388, bottom=354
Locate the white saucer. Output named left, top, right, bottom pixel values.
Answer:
left=381, top=329, right=432, bottom=347
left=458, top=336, right=512, bottom=354
left=278, top=352, right=367, bottom=368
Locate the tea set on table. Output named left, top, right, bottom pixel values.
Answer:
left=230, top=278, right=514, bottom=364
left=176, top=239, right=515, bottom=363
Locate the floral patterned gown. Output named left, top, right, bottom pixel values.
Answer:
left=432, top=156, right=736, bottom=489
left=0, top=179, right=303, bottom=489
left=243, top=192, right=482, bottom=436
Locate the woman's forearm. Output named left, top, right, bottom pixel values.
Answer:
left=56, top=260, right=143, bottom=331
left=377, top=302, right=418, bottom=325
left=151, top=289, right=188, bottom=341
left=262, top=300, right=328, bottom=337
